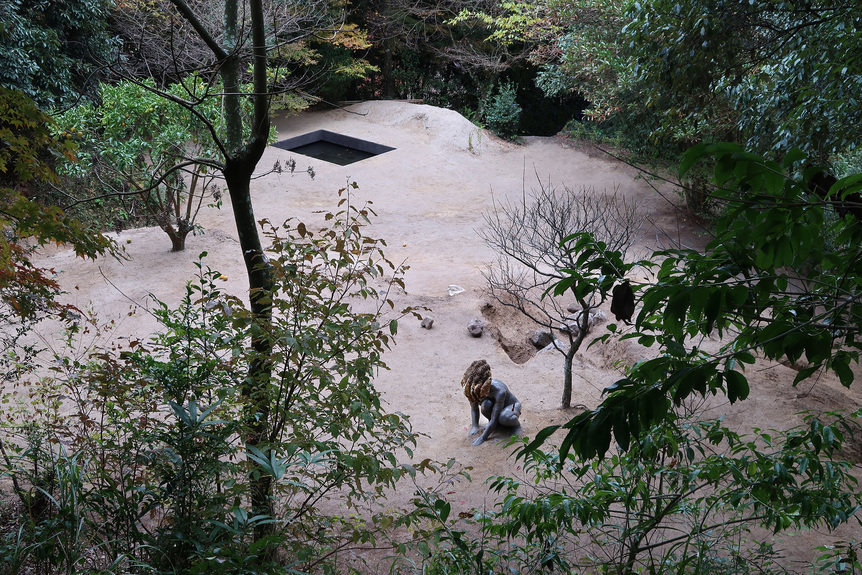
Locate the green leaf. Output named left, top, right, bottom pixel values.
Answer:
left=679, top=142, right=708, bottom=177
left=520, top=425, right=560, bottom=459
left=763, top=165, right=785, bottom=194
left=725, top=370, right=750, bottom=403
left=583, top=409, right=612, bottom=459
left=805, top=334, right=832, bottom=365
left=702, top=289, right=722, bottom=334
left=782, top=148, right=807, bottom=168
left=613, top=409, right=630, bottom=451
left=792, top=365, right=821, bottom=386
left=664, top=290, right=690, bottom=336
left=831, top=352, right=855, bottom=388
left=835, top=173, right=862, bottom=196
left=435, top=499, right=451, bottom=522
left=755, top=244, right=774, bottom=269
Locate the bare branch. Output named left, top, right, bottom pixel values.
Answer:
left=481, top=177, right=645, bottom=407
left=167, top=0, right=228, bottom=60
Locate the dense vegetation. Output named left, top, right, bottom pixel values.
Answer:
left=1, top=0, right=861, bottom=573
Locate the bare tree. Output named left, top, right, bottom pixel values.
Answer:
left=109, top=0, right=335, bottom=91
left=481, top=179, right=644, bottom=408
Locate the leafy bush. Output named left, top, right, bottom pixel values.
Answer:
left=0, top=187, right=419, bottom=573
left=406, top=412, right=860, bottom=574
left=51, top=76, right=276, bottom=251
left=484, top=82, right=522, bottom=140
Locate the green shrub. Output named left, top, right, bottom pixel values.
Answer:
left=485, top=82, right=522, bottom=140
left=0, top=187, right=420, bottom=573
left=404, top=413, right=861, bottom=575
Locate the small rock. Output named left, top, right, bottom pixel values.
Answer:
left=540, top=338, right=565, bottom=353
left=421, top=317, right=434, bottom=329
left=467, top=318, right=484, bottom=337
left=591, top=309, right=608, bottom=326
left=448, top=285, right=465, bottom=296
left=559, top=314, right=582, bottom=335
left=529, top=330, right=554, bottom=349
left=566, top=302, right=580, bottom=314
left=559, top=309, right=608, bottom=335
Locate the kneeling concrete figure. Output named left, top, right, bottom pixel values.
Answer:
left=461, top=359, right=522, bottom=446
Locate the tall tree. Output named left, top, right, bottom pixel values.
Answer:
left=107, top=0, right=347, bottom=527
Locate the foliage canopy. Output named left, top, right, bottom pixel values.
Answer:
left=460, top=0, right=862, bottom=159
left=0, top=87, right=112, bottom=317
left=54, top=78, right=248, bottom=251
left=538, top=146, right=862, bottom=464
left=0, top=0, right=114, bottom=110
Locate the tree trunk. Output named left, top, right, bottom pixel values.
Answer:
left=156, top=215, right=188, bottom=252
left=171, top=0, right=279, bottom=543
left=562, top=303, right=590, bottom=409
left=381, top=0, right=396, bottom=99
left=562, top=344, right=575, bottom=409
left=169, top=232, right=185, bottom=252
left=383, top=40, right=395, bottom=99
left=220, top=0, right=276, bottom=537
left=228, top=176, right=275, bottom=542
left=223, top=156, right=274, bottom=537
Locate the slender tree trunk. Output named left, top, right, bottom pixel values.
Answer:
left=171, top=0, right=277, bottom=539
left=220, top=0, right=276, bottom=537
left=223, top=161, right=270, bottom=302
left=381, top=0, right=396, bottom=99
left=562, top=344, right=575, bottom=409
left=224, top=156, right=274, bottom=534
left=383, top=39, right=395, bottom=99
left=562, top=303, right=590, bottom=409
left=154, top=203, right=187, bottom=251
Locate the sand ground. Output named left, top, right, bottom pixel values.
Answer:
left=33, top=101, right=862, bottom=569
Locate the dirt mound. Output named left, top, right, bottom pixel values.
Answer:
left=344, top=101, right=502, bottom=155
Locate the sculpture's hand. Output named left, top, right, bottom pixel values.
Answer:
left=472, top=435, right=486, bottom=446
